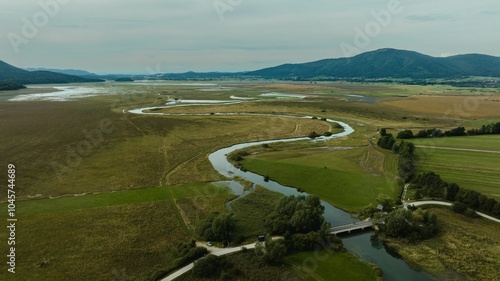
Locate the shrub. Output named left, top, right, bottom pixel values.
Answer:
left=451, top=201, right=468, bottom=214
left=464, top=208, right=479, bottom=218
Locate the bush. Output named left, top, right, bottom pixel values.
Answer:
left=464, top=208, right=479, bottom=218
left=308, top=131, right=321, bottom=139
left=397, top=130, right=414, bottom=139
left=198, top=212, right=234, bottom=242
left=192, top=255, right=222, bottom=278
left=451, top=201, right=468, bottom=214
left=377, top=134, right=395, bottom=150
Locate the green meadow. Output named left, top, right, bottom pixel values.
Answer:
left=285, top=251, right=380, bottom=281
left=0, top=182, right=233, bottom=281
left=231, top=186, right=284, bottom=242
left=412, top=135, right=500, bottom=200
left=241, top=147, right=400, bottom=212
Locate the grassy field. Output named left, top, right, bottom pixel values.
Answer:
left=231, top=186, right=284, bottom=242
left=177, top=251, right=304, bottom=281
left=380, top=95, right=500, bottom=119
left=0, top=182, right=233, bottom=281
left=240, top=147, right=400, bottom=212
left=285, top=251, right=380, bottom=281
left=0, top=98, right=330, bottom=198
left=385, top=207, right=500, bottom=281
left=412, top=135, right=500, bottom=200
left=171, top=182, right=236, bottom=230
left=0, top=201, right=187, bottom=281
left=2, top=80, right=498, bottom=280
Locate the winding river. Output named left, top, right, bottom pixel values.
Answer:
left=130, top=105, right=435, bottom=281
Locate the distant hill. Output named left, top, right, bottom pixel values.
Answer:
left=0, top=82, right=26, bottom=91
left=246, top=49, right=500, bottom=79
left=0, top=61, right=103, bottom=85
left=114, top=77, right=134, bottom=82
left=25, top=67, right=98, bottom=77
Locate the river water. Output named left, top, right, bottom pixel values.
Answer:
left=130, top=105, right=434, bottom=280
left=207, top=119, right=434, bottom=281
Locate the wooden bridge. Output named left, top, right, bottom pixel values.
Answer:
left=330, top=221, right=374, bottom=235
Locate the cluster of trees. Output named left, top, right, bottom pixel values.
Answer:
left=229, top=150, right=249, bottom=162
left=265, top=195, right=325, bottom=235
left=359, top=194, right=396, bottom=219
left=378, top=131, right=416, bottom=183
left=397, top=129, right=414, bottom=139
left=191, top=254, right=241, bottom=280
left=414, top=127, right=466, bottom=138
left=151, top=240, right=208, bottom=280
left=451, top=201, right=480, bottom=218
left=198, top=212, right=234, bottom=246
left=412, top=172, right=500, bottom=218
left=467, top=122, right=500, bottom=135
left=377, top=129, right=396, bottom=150
left=190, top=247, right=303, bottom=281
left=0, top=82, right=25, bottom=91
left=308, top=131, right=334, bottom=139
left=378, top=208, right=439, bottom=242
left=394, top=141, right=416, bottom=183
left=264, top=195, right=343, bottom=258
left=395, top=122, right=500, bottom=139
left=254, top=236, right=288, bottom=265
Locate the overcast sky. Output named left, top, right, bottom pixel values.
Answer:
left=1, top=0, right=499, bottom=74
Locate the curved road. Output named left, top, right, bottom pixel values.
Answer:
left=409, top=201, right=500, bottom=223
left=161, top=242, right=258, bottom=281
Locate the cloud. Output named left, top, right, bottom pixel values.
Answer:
left=1, top=0, right=499, bottom=73
left=405, top=14, right=456, bottom=22
left=440, top=53, right=457, bottom=58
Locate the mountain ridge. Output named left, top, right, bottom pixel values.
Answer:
left=2, top=49, right=500, bottom=83
left=246, top=48, right=500, bottom=79
left=0, top=60, right=103, bottom=85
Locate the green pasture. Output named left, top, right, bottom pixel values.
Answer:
left=286, top=251, right=379, bottom=281
left=241, top=148, right=399, bottom=212
left=415, top=146, right=500, bottom=200
left=10, top=182, right=233, bottom=217
left=410, top=134, right=500, bottom=151
left=231, top=186, right=283, bottom=241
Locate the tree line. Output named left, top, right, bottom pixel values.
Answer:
left=0, top=82, right=26, bottom=91
left=412, top=172, right=500, bottom=218
left=377, top=129, right=416, bottom=183
left=377, top=131, right=500, bottom=219
left=394, top=121, right=500, bottom=139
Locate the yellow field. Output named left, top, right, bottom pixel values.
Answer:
left=380, top=95, right=500, bottom=119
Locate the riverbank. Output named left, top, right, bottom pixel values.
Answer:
left=383, top=207, right=500, bottom=281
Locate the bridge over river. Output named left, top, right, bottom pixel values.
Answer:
left=330, top=220, right=374, bottom=235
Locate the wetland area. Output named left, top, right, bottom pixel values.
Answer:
left=1, top=80, right=499, bottom=281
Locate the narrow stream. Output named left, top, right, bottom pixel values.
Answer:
left=130, top=106, right=435, bottom=280
left=206, top=119, right=435, bottom=281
